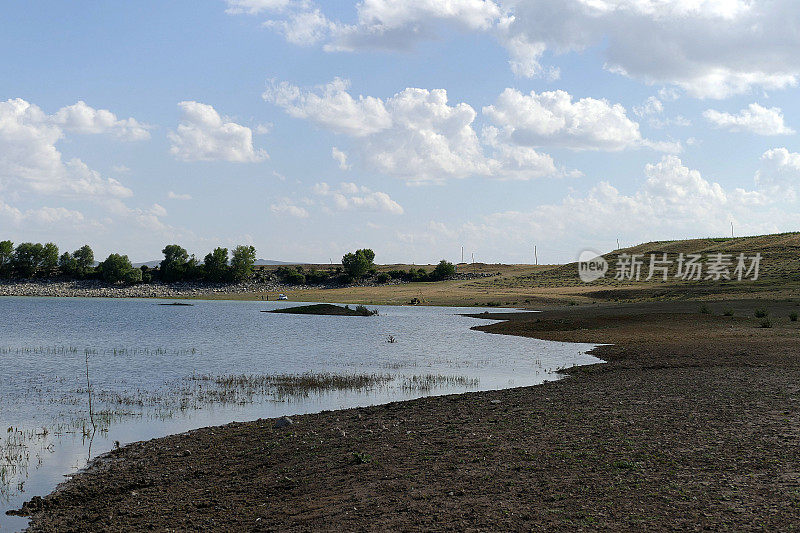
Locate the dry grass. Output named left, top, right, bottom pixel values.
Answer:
left=210, top=233, right=800, bottom=307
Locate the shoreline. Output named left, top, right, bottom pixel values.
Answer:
left=13, top=297, right=800, bottom=530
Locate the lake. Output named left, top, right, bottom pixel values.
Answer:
left=0, top=297, right=601, bottom=531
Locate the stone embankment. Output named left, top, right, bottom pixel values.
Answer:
left=0, top=272, right=495, bottom=299
left=0, top=280, right=283, bottom=298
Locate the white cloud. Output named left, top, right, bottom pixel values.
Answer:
left=51, top=101, right=151, bottom=141
left=248, top=1, right=800, bottom=99
left=264, top=78, right=392, bottom=137
left=0, top=98, right=134, bottom=199
left=265, top=8, right=337, bottom=46
left=168, top=101, right=268, bottom=162
left=0, top=200, right=87, bottom=229
left=331, top=147, right=351, bottom=170
left=224, top=0, right=290, bottom=15
left=395, top=155, right=786, bottom=263
left=703, top=103, right=795, bottom=136
left=633, top=96, right=663, bottom=117
left=266, top=79, right=575, bottom=183
left=500, top=0, right=800, bottom=98
left=314, top=181, right=404, bottom=214
left=270, top=198, right=309, bottom=218
left=330, top=0, right=502, bottom=52
left=483, top=88, right=674, bottom=152
left=755, top=148, right=800, bottom=200
left=168, top=191, right=193, bottom=200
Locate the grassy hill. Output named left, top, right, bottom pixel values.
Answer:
left=470, top=232, right=800, bottom=302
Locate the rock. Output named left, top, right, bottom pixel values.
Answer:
left=273, top=416, right=293, bottom=429
left=490, top=399, right=502, bottom=404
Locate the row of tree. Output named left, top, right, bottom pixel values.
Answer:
left=0, top=240, right=257, bottom=284
left=0, top=241, right=456, bottom=285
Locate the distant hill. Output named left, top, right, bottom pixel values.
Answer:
left=132, top=259, right=303, bottom=268
left=490, top=232, right=800, bottom=291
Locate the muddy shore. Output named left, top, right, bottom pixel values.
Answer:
left=12, top=298, right=800, bottom=531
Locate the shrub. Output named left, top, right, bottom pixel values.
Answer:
left=124, top=268, right=143, bottom=284
left=276, top=266, right=305, bottom=285
left=354, top=304, right=378, bottom=316
left=790, top=311, right=798, bottom=322
left=342, top=249, right=375, bottom=280
left=759, top=318, right=772, bottom=328
left=98, top=254, right=135, bottom=284
left=376, top=272, right=390, bottom=283
left=699, top=304, right=711, bottom=314
left=754, top=308, right=768, bottom=318
left=723, top=308, right=734, bottom=316
left=305, top=269, right=330, bottom=284
left=431, top=260, right=456, bottom=281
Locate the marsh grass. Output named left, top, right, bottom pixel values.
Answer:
left=400, top=374, right=480, bottom=392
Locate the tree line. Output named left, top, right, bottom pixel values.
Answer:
left=0, top=240, right=256, bottom=284
left=0, top=241, right=456, bottom=285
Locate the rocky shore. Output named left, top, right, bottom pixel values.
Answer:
left=14, top=298, right=800, bottom=531
left=0, top=272, right=495, bottom=299
left=0, top=279, right=285, bottom=299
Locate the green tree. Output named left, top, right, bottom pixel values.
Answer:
left=41, top=242, right=59, bottom=274
left=160, top=244, right=189, bottom=282
left=432, top=260, right=456, bottom=281
left=13, top=242, right=44, bottom=278
left=124, top=267, right=143, bottom=284
left=203, top=247, right=229, bottom=282
left=0, top=240, right=13, bottom=277
left=98, top=253, right=135, bottom=283
left=59, top=252, right=79, bottom=276
left=230, top=245, right=256, bottom=282
left=73, top=245, right=94, bottom=277
left=341, top=248, right=375, bottom=279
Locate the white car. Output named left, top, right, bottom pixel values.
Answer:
left=277, top=294, right=288, bottom=300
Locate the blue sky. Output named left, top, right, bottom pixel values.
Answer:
left=2, top=0, right=800, bottom=264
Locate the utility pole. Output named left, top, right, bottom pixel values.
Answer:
left=731, top=222, right=734, bottom=238
left=616, top=238, right=620, bottom=250
left=534, top=245, right=538, bottom=265
left=461, top=246, right=464, bottom=263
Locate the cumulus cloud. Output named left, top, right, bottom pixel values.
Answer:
left=224, top=0, right=290, bottom=15
left=168, top=191, right=193, bottom=200
left=314, top=181, right=404, bottom=214
left=265, top=79, right=576, bottom=183
left=482, top=88, right=675, bottom=152
left=330, top=0, right=502, bottom=51
left=755, top=148, right=800, bottom=200
left=0, top=200, right=87, bottom=229
left=703, top=103, right=795, bottom=135
left=270, top=198, right=309, bottom=218
left=51, top=101, right=151, bottom=141
left=241, top=0, right=800, bottom=99
left=395, top=155, right=786, bottom=263
left=331, top=147, right=351, bottom=170
left=0, top=98, right=134, bottom=199
left=264, top=78, right=392, bottom=137
left=168, top=101, right=268, bottom=162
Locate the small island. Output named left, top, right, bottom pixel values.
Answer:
left=265, top=303, right=378, bottom=316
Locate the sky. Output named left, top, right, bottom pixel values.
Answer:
left=3, top=0, right=800, bottom=264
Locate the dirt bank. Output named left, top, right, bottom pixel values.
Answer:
left=12, top=298, right=800, bottom=531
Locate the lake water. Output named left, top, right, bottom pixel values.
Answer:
left=0, top=297, right=601, bottom=531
